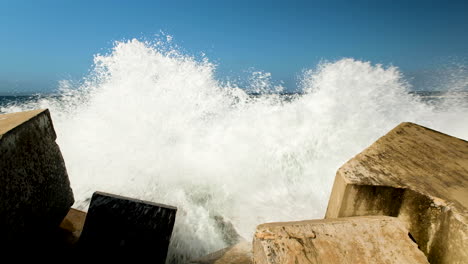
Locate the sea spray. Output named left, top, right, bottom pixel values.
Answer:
left=1, top=39, right=467, bottom=262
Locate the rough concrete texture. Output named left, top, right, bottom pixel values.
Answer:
left=253, top=216, right=428, bottom=264
left=0, top=109, right=74, bottom=244
left=325, top=122, right=468, bottom=263
left=190, top=241, right=253, bottom=264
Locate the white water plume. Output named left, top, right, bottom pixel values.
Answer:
left=1, top=39, right=467, bottom=262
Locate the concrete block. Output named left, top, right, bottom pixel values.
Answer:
left=33, top=208, right=87, bottom=251
left=325, top=122, right=468, bottom=263
left=79, top=192, right=177, bottom=260
left=253, top=216, right=428, bottom=264
left=190, top=241, right=252, bottom=264
left=58, top=208, right=87, bottom=246
left=0, top=109, right=74, bottom=244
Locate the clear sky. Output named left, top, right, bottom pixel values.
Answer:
left=1, top=0, right=467, bottom=94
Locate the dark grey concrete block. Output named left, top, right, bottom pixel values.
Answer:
left=79, top=192, right=177, bottom=260
left=0, top=109, right=74, bottom=244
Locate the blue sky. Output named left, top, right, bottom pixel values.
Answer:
left=0, top=0, right=467, bottom=94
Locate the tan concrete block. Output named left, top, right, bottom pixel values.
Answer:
left=190, top=241, right=253, bottom=264
left=325, top=122, right=468, bottom=263
left=58, top=208, right=87, bottom=245
left=253, top=216, right=428, bottom=264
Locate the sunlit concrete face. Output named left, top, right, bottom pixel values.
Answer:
left=253, top=216, right=429, bottom=264
left=326, top=122, right=468, bottom=264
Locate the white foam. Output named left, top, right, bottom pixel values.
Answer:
left=2, top=39, right=467, bottom=262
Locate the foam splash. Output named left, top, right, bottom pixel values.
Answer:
left=2, top=39, right=467, bottom=262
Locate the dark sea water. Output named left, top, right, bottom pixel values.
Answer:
left=1, top=91, right=468, bottom=110
left=0, top=95, right=33, bottom=107
left=1, top=91, right=467, bottom=103
left=0, top=94, right=59, bottom=113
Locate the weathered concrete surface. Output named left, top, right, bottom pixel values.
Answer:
left=325, top=122, right=468, bottom=263
left=30, top=208, right=87, bottom=250
left=0, top=109, right=74, bottom=244
left=79, top=192, right=177, bottom=260
left=190, top=241, right=253, bottom=264
left=253, top=216, right=428, bottom=264
left=57, top=208, right=86, bottom=246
